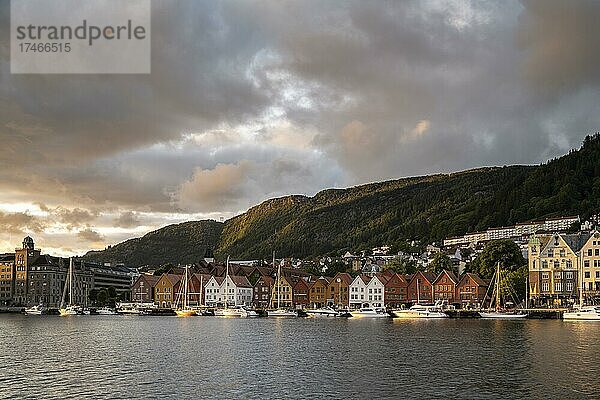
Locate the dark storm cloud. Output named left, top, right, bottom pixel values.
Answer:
left=1, top=0, right=600, bottom=253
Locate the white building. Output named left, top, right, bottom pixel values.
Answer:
left=204, top=275, right=253, bottom=307
left=349, top=275, right=370, bottom=309
left=366, top=275, right=385, bottom=308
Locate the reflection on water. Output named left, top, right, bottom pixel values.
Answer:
left=1, top=316, right=599, bottom=399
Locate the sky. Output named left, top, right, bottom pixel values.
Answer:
left=1, top=0, right=600, bottom=256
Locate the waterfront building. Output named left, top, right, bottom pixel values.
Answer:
left=131, top=274, right=160, bottom=303
left=326, top=272, right=352, bottom=308
left=253, top=275, right=273, bottom=308
left=86, top=262, right=135, bottom=295
left=154, top=274, right=182, bottom=308
left=365, top=274, right=385, bottom=308
left=382, top=272, right=408, bottom=308
left=204, top=275, right=253, bottom=307
left=292, top=277, right=310, bottom=308
left=528, top=233, right=584, bottom=306
left=406, top=271, right=435, bottom=303
left=0, top=254, right=14, bottom=305
left=191, top=273, right=212, bottom=305
left=456, top=273, right=489, bottom=308
left=308, top=276, right=330, bottom=308
left=349, top=275, right=370, bottom=309
left=271, top=275, right=294, bottom=308
left=433, top=270, right=459, bottom=304
left=13, top=236, right=41, bottom=305
left=578, top=230, right=600, bottom=300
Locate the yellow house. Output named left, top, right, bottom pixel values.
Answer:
left=154, top=273, right=181, bottom=308
left=580, top=230, right=600, bottom=297
left=528, top=233, right=580, bottom=306
left=270, top=275, right=293, bottom=308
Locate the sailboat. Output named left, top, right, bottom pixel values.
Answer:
left=563, top=258, right=600, bottom=320
left=214, top=256, right=248, bottom=317
left=59, top=258, right=81, bottom=316
left=479, top=262, right=527, bottom=319
left=267, top=251, right=296, bottom=317
left=390, top=277, right=447, bottom=318
left=174, top=265, right=197, bottom=317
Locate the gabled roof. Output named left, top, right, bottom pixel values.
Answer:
left=135, top=274, right=160, bottom=286
left=374, top=272, right=390, bottom=284
left=408, top=271, right=436, bottom=285
left=160, top=273, right=182, bottom=286
left=230, top=275, right=252, bottom=288
left=192, top=273, right=212, bottom=287
left=433, top=270, right=458, bottom=285
left=331, top=272, right=353, bottom=285
left=458, top=273, right=487, bottom=287
left=256, top=276, right=274, bottom=286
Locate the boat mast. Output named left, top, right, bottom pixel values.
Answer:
left=69, top=257, right=73, bottom=306
left=579, top=254, right=584, bottom=308
left=183, top=265, right=189, bottom=309
left=275, top=251, right=281, bottom=309
left=496, top=262, right=501, bottom=311
left=224, top=256, right=230, bottom=309
left=525, top=276, right=528, bottom=310
left=416, top=278, right=420, bottom=304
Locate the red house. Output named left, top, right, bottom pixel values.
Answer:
left=433, top=270, right=459, bottom=304
left=457, top=273, right=489, bottom=308
left=406, top=271, right=436, bottom=303
left=381, top=272, right=408, bottom=308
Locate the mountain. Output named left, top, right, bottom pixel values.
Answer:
left=85, top=133, right=600, bottom=266
left=83, top=220, right=223, bottom=267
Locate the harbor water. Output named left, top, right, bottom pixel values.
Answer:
left=1, top=316, right=599, bottom=399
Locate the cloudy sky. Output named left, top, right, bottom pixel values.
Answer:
left=1, top=0, right=600, bottom=256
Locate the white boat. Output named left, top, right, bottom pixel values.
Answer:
left=59, top=258, right=81, bottom=316
left=563, top=306, right=600, bottom=320
left=214, top=306, right=248, bottom=318
left=267, top=309, right=297, bottom=317
left=391, top=303, right=448, bottom=319
left=174, top=265, right=197, bottom=317
left=350, top=307, right=389, bottom=318
left=96, top=307, right=119, bottom=315
left=306, top=306, right=340, bottom=317
left=24, top=304, right=46, bottom=315
left=267, top=251, right=296, bottom=318
left=479, top=262, right=528, bottom=319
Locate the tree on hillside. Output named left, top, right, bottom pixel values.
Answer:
left=470, top=239, right=525, bottom=279
left=428, top=253, right=452, bottom=275
left=385, top=257, right=417, bottom=275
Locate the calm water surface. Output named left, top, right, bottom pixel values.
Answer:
left=0, top=316, right=598, bottom=399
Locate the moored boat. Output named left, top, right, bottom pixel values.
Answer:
left=479, top=262, right=528, bottom=319
left=59, top=258, right=81, bottom=316
left=24, top=304, right=46, bottom=315
left=306, top=306, right=340, bottom=317
left=214, top=305, right=248, bottom=317
left=391, top=303, right=448, bottom=319
left=96, top=307, right=119, bottom=315
left=350, top=307, right=389, bottom=318
left=563, top=306, right=600, bottom=320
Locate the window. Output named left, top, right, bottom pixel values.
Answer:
left=554, top=272, right=561, bottom=279
left=566, top=260, right=573, bottom=269
left=548, top=250, right=554, bottom=257
left=585, top=272, right=591, bottom=279
left=542, top=281, right=549, bottom=291
left=596, top=249, right=600, bottom=256
left=542, top=261, right=548, bottom=269
left=559, top=249, right=566, bottom=257
left=554, top=282, right=562, bottom=292
left=565, top=272, right=573, bottom=280
left=554, top=261, right=560, bottom=269
left=585, top=260, right=590, bottom=268
left=588, top=249, right=593, bottom=256
left=566, top=282, right=573, bottom=292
